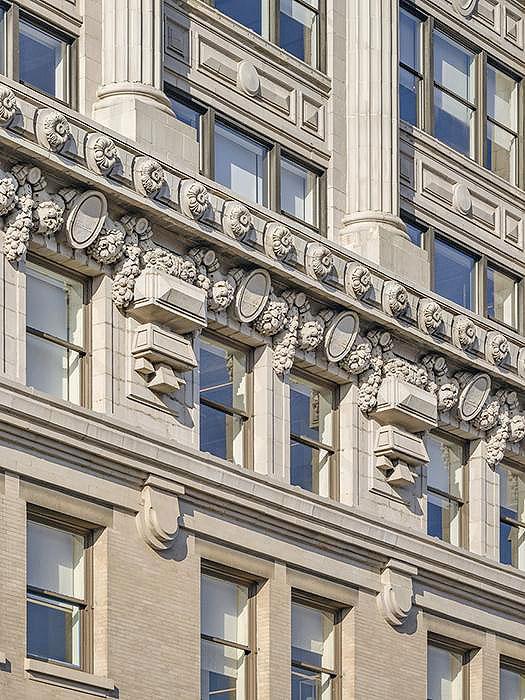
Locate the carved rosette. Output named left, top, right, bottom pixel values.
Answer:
left=306, top=243, right=333, bottom=281
left=452, top=314, right=476, bottom=350
left=264, top=222, right=293, bottom=261
left=382, top=281, right=408, bottom=318
left=0, top=86, right=17, bottom=124
left=223, top=201, right=253, bottom=240
left=486, top=331, right=509, bottom=366
left=133, top=157, right=165, bottom=198
left=36, top=109, right=71, bottom=152
left=85, top=133, right=118, bottom=175
left=180, top=179, right=210, bottom=220
left=418, top=298, right=443, bottom=335
left=345, top=262, right=372, bottom=300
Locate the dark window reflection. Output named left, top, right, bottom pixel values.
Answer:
left=434, top=237, right=476, bottom=310
left=215, top=0, right=264, bottom=35
left=20, top=20, right=66, bottom=99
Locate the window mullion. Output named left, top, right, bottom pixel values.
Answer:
left=8, top=3, right=19, bottom=81
left=423, top=15, right=433, bottom=134
left=478, top=50, right=486, bottom=168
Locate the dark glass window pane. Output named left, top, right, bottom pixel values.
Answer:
left=405, top=221, right=424, bottom=247
left=27, top=596, right=80, bottom=665
left=400, top=68, right=418, bottom=126
left=200, top=639, right=245, bottom=700
left=170, top=97, right=202, bottom=141
left=279, top=0, right=318, bottom=68
left=215, top=0, right=264, bottom=35
left=290, top=439, right=316, bottom=491
left=500, top=520, right=516, bottom=566
left=0, top=9, right=5, bottom=75
left=400, top=9, right=421, bottom=70
left=292, top=665, right=322, bottom=700
left=19, top=20, right=66, bottom=99
left=434, top=237, right=476, bottom=310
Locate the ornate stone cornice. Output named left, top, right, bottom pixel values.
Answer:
left=1, top=79, right=525, bottom=466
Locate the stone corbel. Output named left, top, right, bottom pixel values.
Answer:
left=132, top=323, right=197, bottom=395
left=375, top=425, right=429, bottom=488
left=377, top=559, right=417, bottom=626
left=136, top=477, right=184, bottom=551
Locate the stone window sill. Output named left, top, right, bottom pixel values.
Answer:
left=25, top=658, right=115, bottom=697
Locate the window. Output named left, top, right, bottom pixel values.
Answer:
left=486, top=65, right=518, bottom=183
left=279, top=0, right=319, bottom=68
left=500, top=663, right=525, bottom=700
left=208, top=0, right=323, bottom=69
left=487, top=265, right=518, bottom=328
left=166, top=90, right=325, bottom=230
left=291, top=600, right=338, bottom=700
left=200, top=570, right=255, bottom=700
left=289, top=374, right=336, bottom=497
left=199, top=336, right=251, bottom=466
left=280, top=156, right=318, bottom=226
left=215, top=122, right=269, bottom=206
left=170, top=95, right=203, bottom=141
left=26, top=262, right=87, bottom=405
left=0, top=7, right=73, bottom=103
left=497, top=463, right=525, bottom=570
left=434, top=237, right=477, bottom=311
left=427, top=640, right=470, bottom=700
left=400, top=213, right=522, bottom=325
left=27, top=514, right=90, bottom=669
left=399, top=8, right=422, bottom=126
left=399, top=7, right=521, bottom=184
left=426, top=434, right=466, bottom=547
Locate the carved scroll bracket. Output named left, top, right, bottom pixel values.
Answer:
left=377, top=559, right=417, bottom=627
left=136, top=477, right=185, bottom=551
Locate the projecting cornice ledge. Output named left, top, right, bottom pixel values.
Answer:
left=1, top=80, right=525, bottom=467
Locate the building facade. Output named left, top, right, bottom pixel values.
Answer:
left=0, top=0, right=524, bottom=698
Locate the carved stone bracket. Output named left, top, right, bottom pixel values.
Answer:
left=136, top=478, right=184, bottom=551
left=377, top=559, right=417, bottom=626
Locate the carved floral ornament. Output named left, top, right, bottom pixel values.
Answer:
left=1, top=157, right=524, bottom=465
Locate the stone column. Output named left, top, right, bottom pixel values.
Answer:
left=92, top=0, right=198, bottom=168
left=340, top=0, right=429, bottom=288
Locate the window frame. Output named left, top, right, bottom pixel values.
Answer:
left=25, top=256, right=91, bottom=407
left=3, top=3, right=76, bottom=107
left=497, top=461, right=525, bottom=569
left=26, top=506, right=94, bottom=673
left=199, top=332, right=254, bottom=469
left=500, top=656, right=525, bottom=698
left=291, top=591, right=342, bottom=700
left=427, top=634, right=472, bottom=700
left=426, top=431, right=469, bottom=549
left=200, top=561, right=258, bottom=700
left=205, top=0, right=326, bottom=71
left=166, top=87, right=326, bottom=233
left=289, top=369, right=339, bottom=499
left=399, top=2, right=523, bottom=186
left=400, top=211, right=523, bottom=331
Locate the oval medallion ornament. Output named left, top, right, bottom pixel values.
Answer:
left=458, top=372, right=491, bottom=422
left=234, top=268, right=271, bottom=323
left=324, top=311, right=360, bottom=363
left=66, top=191, right=108, bottom=249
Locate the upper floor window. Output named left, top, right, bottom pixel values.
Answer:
left=0, top=7, right=73, bottom=104
left=426, top=433, right=467, bottom=548
left=200, top=570, right=255, bottom=700
left=289, top=373, right=336, bottom=497
left=434, top=237, right=477, bottom=312
left=209, top=0, right=323, bottom=69
left=199, top=336, right=251, bottom=466
left=497, top=463, right=525, bottom=570
left=399, top=6, right=521, bottom=184
left=167, top=90, right=326, bottom=231
left=26, top=261, right=87, bottom=405
left=27, top=514, right=91, bottom=669
left=291, top=599, right=338, bottom=700
left=427, top=639, right=470, bottom=700
left=401, top=213, right=521, bottom=329
left=501, top=663, right=525, bottom=700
